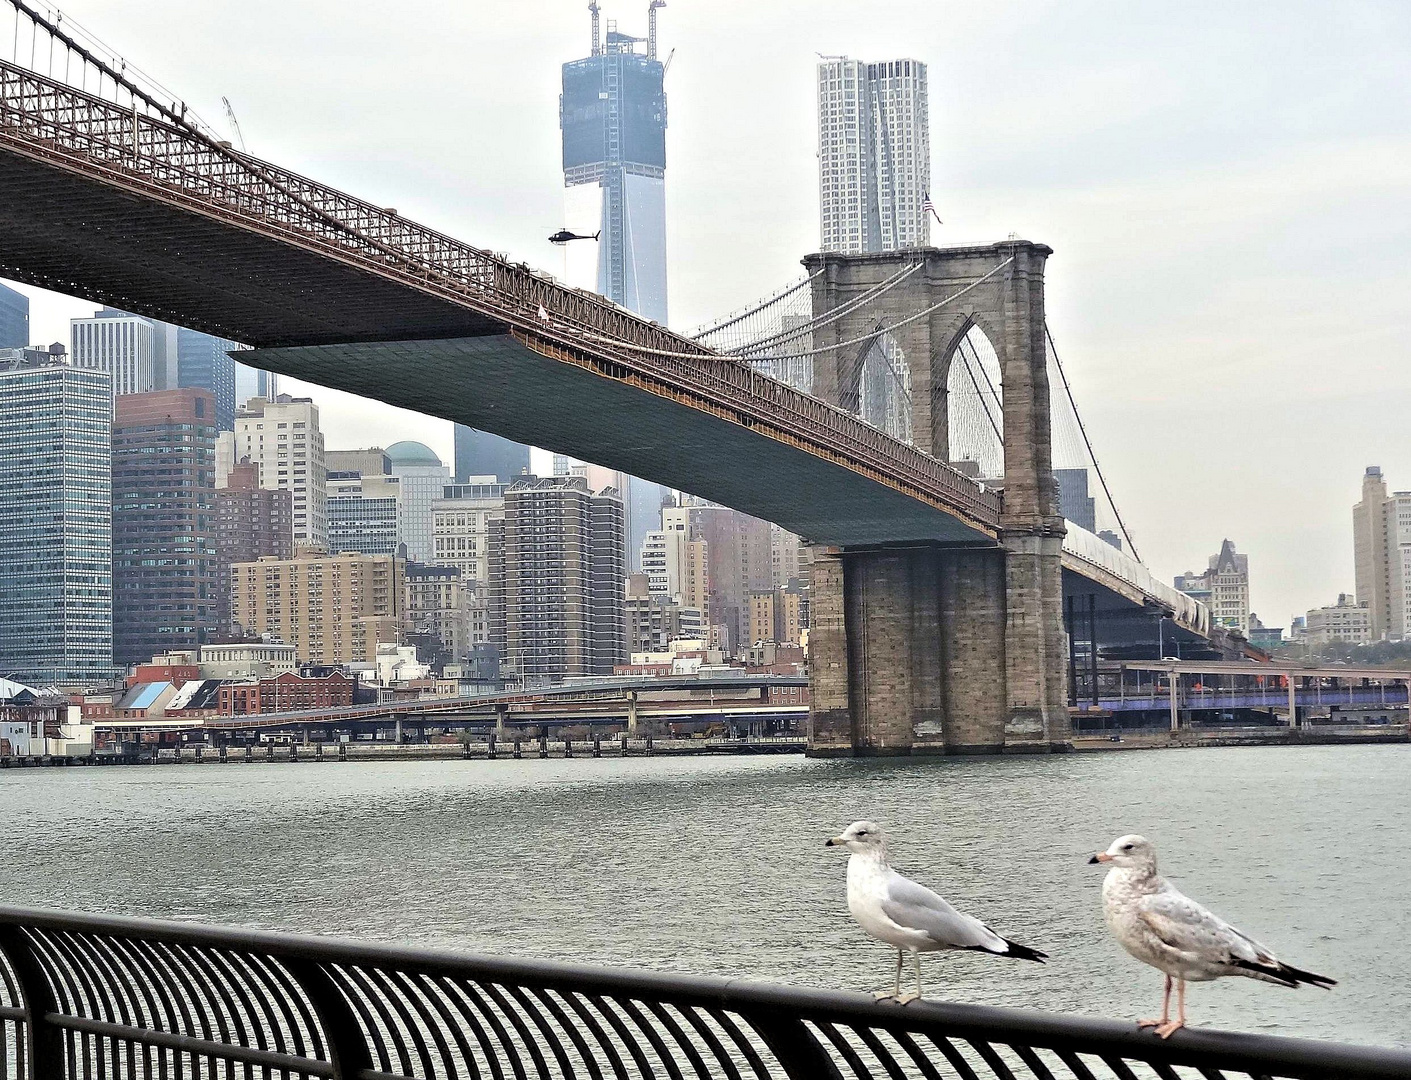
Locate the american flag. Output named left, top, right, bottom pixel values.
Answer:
left=922, top=190, right=942, bottom=225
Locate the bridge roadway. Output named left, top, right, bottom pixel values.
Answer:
left=92, top=675, right=809, bottom=740
left=0, top=56, right=1207, bottom=637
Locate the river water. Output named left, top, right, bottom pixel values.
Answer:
left=2, top=745, right=1407, bottom=1047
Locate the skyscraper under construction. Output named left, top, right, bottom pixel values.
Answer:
left=560, top=2, right=669, bottom=325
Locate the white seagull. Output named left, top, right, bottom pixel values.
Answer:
left=827, top=821, right=1046, bottom=1003
left=1090, top=834, right=1335, bottom=1038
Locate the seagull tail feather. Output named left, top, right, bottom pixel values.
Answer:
left=1234, top=957, right=1336, bottom=989
left=997, top=937, right=1047, bottom=964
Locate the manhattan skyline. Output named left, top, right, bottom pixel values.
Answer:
left=6, top=0, right=1410, bottom=627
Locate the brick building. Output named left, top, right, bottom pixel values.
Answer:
left=218, top=669, right=354, bottom=715
left=215, top=461, right=293, bottom=634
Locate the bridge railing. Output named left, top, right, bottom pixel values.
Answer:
left=2, top=908, right=1406, bottom=1080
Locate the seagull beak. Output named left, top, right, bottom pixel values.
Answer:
left=825, top=837, right=844, bottom=847
left=1089, top=852, right=1112, bottom=864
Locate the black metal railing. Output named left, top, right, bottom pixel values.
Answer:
left=0, top=908, right=1406, bottom=1080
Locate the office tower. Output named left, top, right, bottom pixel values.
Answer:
left=1054, top=468, right=1097, bottom=532
left=111, top=389, right=220, bottom=666
left=663, top=501, right=772, bottom=653
left=177, top=327, right=240, bottom=431
left=231, top=395, right=327, bottom=551
left=1175, top=539, right=1251, bottom=635
left=0, top=347, right=112, bottom=685
left=386, top=441, right=450, bottom=564
left=769, top=523, right=808, bottom=589
left=327, top=447, right=392, bottom=478
left=70, top=309, right=156, bottom=398
left=639, top=526, right=708, bottom=611
left=214, top=462, right=293, bottom=635
left=817, top=56, right=930, bottom=254
left=405, top=562, right=472, bottom=665
left=0, top=282, right=28, bottom=348
left=233, top=361, right=277, bottom=409
left=326, top=447, right=398, bottom=560
left=432, top=480, right=507, bottom=586
left=230, top=550, right=404, bottom=665
left=561, top=3, right=669, bottom=323
left=488, top=476, right=625, bottom=679
left=328, top=472, right=401, bottom=556
left=149, top=319, right=179, bottom=390
left=452, top=424, right=530, bottom=484
left=1352, top=465, right=1411, bottom=641
left=624, top=574, right=700, bottom=653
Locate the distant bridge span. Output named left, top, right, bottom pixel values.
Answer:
left=0, top=50, right=1216, bottom=754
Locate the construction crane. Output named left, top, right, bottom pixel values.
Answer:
left=648, top=0, right=665, bottom=60
left=221, top=96, right=246, bottom=153
left=589, top=1, right=600, bottom=56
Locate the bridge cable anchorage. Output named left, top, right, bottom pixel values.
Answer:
left=732, top=258, right=926, bottom=357
left=1045, top=321, right=1140, bottom=559
left=597, top=257, right=1016, bottom=362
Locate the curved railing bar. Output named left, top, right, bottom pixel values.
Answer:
left=0, top=907, right=1407, bottom=1080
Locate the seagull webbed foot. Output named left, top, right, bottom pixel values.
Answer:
left=872, top=990, right=898, bottom=1002
left=894, top=992, right=921, bottom=1005
left=1136, top=1018, right=1164, bottom=1029
left=1153, top=1020, right=1185, bottom=1039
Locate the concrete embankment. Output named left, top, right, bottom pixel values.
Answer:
left=1073, top=724, right=1408, bottom=752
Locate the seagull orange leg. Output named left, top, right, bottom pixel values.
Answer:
left=1138, top=975, right=1172, bottom=1029
left=1155, top=979, right=1186, bottom=1039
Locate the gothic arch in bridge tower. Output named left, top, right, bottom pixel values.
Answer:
left=802, top=241, right=1070, bottom=756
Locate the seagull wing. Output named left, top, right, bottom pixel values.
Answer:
left=1137, top=889, right=1334, bottom=988
left=881, top=871, right=1028, bottom=957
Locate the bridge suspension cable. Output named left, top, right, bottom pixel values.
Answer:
left=689, top=269, right=823, bottom=341
left=729, top=258, right=926, bottom=357
left=1046, top=322, right=1140, bottom=559
left=3, top=0, right=215, bottom=133
left=606, top=257, right=1015, bottom=362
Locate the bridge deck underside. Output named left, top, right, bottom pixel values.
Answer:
left=0, top=150, right=503, bottom=345
left=249, top=338, right=990, bottom=547
left=1061, top=567, right=1217, bottom=656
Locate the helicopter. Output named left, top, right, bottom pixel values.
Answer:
left=549, top=229, right=600, bottom=245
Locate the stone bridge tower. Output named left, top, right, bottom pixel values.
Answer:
left=802, top=240, right=1070, bottom=754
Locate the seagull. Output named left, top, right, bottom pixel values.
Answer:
left=1090, top=834, right=1335, bottom=1038
left=827, top=821, right=1046, bottom=1003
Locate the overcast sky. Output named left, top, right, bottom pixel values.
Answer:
left=7, top=0, right=1411, bottom=626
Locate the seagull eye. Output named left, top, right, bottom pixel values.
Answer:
left=1122, top=844, right=1134, bottom=851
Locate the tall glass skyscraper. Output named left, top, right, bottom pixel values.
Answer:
left=233, top=360, right=277, bottom=410
left=561, top=5, right=669, bottom=324
left=817, top=57, right=930, bottom=254
left=453, top=425, right=530, bottom=484
left=177, top=327, right=239, bottom=431
left=0, top=348, right=113, bottom=686
left=0, top=282, right=28, bottom=348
